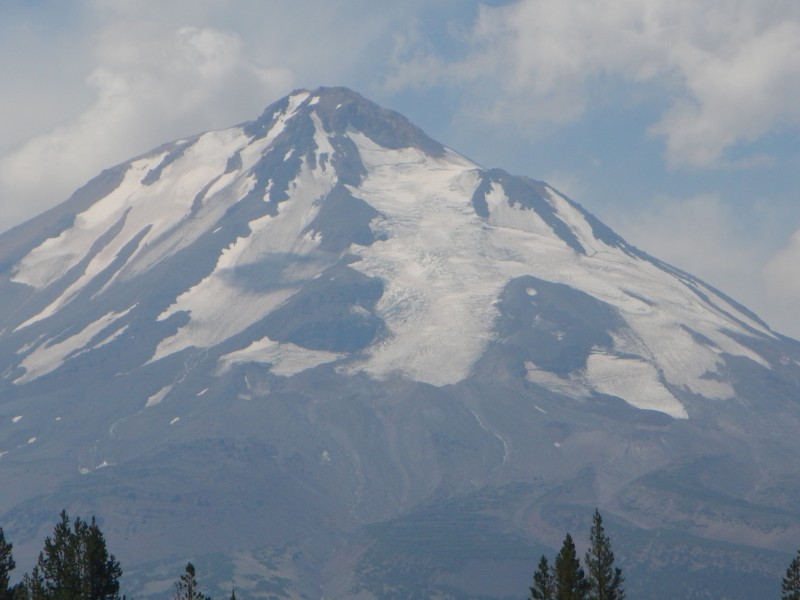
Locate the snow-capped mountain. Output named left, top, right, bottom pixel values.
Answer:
left=1, top=87, right=799, bottom=599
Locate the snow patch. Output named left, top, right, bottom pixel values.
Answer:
left=485, top=183, right=554, bottom=238
left=88, top=324, right=129, bottom=351
left=11, top=126, right=277, bottom=328
left=11, top=152, right=168, bottom=291
left=526, top=362, right=590, bottom=398
left=255, top=91, right=310, bottom=149
left=217, top=336, right=344, bottom=377
left=149, top=121, right=337, bottom=364
left=145, top=385, right=173, bottom=408
left=544, top=187, right=603, bottom=255
left=494, top=221, right=767, bottom=408
left=16, top=337, right=45, bottom=355
left=695, top=281, right=775, bottom=339
left=341, top=132, right=771, bottom=392
left=14, top=308, right=134, bottom=384
left=584, top=352, right=688, bottom=419
left=345, top=134, right=505, bottom=385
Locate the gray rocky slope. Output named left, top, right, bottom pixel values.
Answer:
left=1, top=87, right=799, bottom=599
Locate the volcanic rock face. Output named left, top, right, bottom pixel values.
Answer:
left=1, top=87, right=799, bottom=599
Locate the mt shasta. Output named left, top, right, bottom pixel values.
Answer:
left=1, top=87, right=799, bottom=599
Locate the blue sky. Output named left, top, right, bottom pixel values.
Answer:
left=1, top=0, right=799, bottom=338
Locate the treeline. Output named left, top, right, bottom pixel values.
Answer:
left=0, top=511, right=223, bottom=600
left=1, top=509, right=800, bottom=599
left=530, top=510, right=624, bottom=600
left=533, top=509, right=800, bottom=600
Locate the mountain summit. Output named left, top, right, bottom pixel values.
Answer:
left=1, top=87, right=799, bottom=599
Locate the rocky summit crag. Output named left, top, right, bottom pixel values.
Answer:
left=1, top=87, right=799, bottom=599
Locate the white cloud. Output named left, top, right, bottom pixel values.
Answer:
left=650, top=17, right=800, bottom=167
left=389, top=0, right=800, bottom=167
left=0, top=20, right=292, bottom=229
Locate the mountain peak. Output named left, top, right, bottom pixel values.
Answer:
left=248, top=86, right=446, bottom=158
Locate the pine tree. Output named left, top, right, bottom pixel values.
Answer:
left=530, top=555, right=555, bottom=600
left=554, top=533, right=589, bottom=600
left=18, top=511, right=122, bottom=600
left=173, top=563, right=208, bottom=600
left=0, top=528, right=15, bottom=600
left=37, top=510, right=81, bottom=599
left=15, top=567, right=45, bottom=600
left=79, top=517, right=123, bottom=600
left=585, top=510, right=624, bottom=600
left=784, top=550, right=800, bottom=600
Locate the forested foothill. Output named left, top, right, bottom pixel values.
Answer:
left=0, top=513, right=221, bottom=600
left=0, top=510, right=798, bottom=599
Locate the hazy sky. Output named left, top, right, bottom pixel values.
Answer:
left=1, top=0, right=799, bottom=338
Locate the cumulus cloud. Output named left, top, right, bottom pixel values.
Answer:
left=0, top=20, right=291, bottom=229
left=389, top=0, right=800, bottom=168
